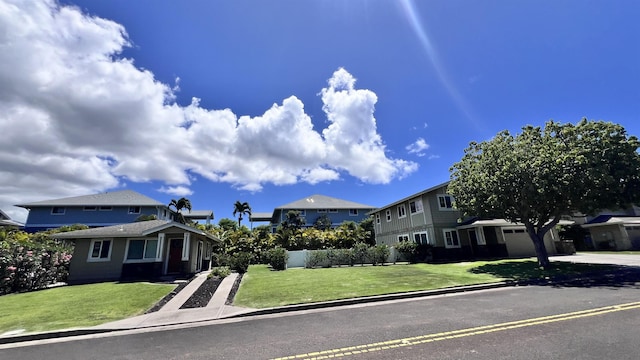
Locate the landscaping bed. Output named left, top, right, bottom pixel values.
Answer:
left=180, top=276, right=223, bottom=309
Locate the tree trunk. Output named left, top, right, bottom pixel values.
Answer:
left=531, top=233, right=550, bottom=269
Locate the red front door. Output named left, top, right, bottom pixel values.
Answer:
left=167, top=239, right=183, bottom=273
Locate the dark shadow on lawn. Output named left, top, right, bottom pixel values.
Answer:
left=470, top=260, right=640, bottom=290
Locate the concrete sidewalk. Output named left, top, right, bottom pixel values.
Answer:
left=92, top=272, right=256, bottom=330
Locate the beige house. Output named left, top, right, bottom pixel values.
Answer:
left=53, top=220, right=219, bottom=284
left=582, top=216, right=640, bottom=250
left=371, top=182, right=564, bottom=261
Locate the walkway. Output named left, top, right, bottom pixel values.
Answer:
left=92, top=272, right=256, bottom=330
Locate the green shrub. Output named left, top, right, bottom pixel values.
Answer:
left=229, top=252, right=252, bottom=273
left=371, top=244, right=390, bottom=265
left=395, top=241, right=418, bottom=263
left=305, top=250, right=327, bottom=268
left=0, top=230, right=74, bottom=295
left=352, top=242, right=370, bottom=266
left=267, top=247, right=288, bottom=271
left=209, top=266, right=231, bottom=278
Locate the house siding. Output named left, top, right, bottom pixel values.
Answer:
left=23, top=205, right=167, bottom=232
left=68, top=238, right=127, bottom=284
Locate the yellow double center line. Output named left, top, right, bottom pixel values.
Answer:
left=273, top=301, right=640, bottom=360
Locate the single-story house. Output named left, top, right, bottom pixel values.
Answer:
left=581, top=216, right=640, bottom=250
left=53, top=220, right=220, bottom=284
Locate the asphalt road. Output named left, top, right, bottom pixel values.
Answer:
left=2, top=274, right=640, bottom=360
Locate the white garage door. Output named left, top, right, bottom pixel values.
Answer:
left=503, top=229, right=536, bottom=258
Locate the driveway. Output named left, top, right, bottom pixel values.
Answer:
left=551, top=252, right=640, bottom=267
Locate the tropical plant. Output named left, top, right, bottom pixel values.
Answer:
left=449, top=119, right=640, bottom=268
left=233, top=201, right=252, bottom=228
left=267, top=247, right=288, bottom=271
left=168, top=197, right=192, bottom=224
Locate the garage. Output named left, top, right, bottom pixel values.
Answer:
left=502, top=228, right=536, bottom=257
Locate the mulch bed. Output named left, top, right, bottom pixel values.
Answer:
left=147, top=272, right=245, bottom=312
left=225, top=273, right=243, bottom=305
left=146, top=279, right=191, bottom=314
left=180, top=276, right=223, bottom=309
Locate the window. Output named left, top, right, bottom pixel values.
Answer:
left=414, top=232, right=430, bottom=245
left=83, top=206, right=97, bottom=211
left=125, top=239, right=159, bottom=261
left=349, top=209, right=358, bottom=216
left=99, top=206, right=113, bottom=211
left=437, top=195, right=455, bottom=210
left=398, top=234, right=409, bottom=242
left=51, top=207, right=65, bottom=215
left=397, top=205, right=406, bottom=218
left=128, top=206, right=141, bottom=214
left=88, top=239, right=111, bottom=261
left=409, top=199, right=423, bottom=214
left=443, top=229, right=460, bottom=248
left=376, top=213, right=381, bottom=224
left=317, top=209, right=327, bottom=213
left=386, top=209, right=392, bottom=222
left=328, top=209, right=338, bottom=213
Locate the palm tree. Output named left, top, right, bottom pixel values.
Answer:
left=168, top=197, right=192, bottom=224
left=233, top=201, right=252, bottom=228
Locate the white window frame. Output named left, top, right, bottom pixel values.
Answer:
left=83, top=206, right=97, bottom=211
left=437, top=194, right=455, bottom=211
left=409, top=199, right=423, bottom=214
left=397, top=205, right=406, bottom=219
left=99, top=206, right=113, bottom=211
left=385, top=209, right=392, bottom=222
left=124, top=238, right=161, bottom=263
left=443, top=229, right=461, bottom=248
left=87, top=239, right=112, bottom=262
left=128, top=206, right=141, bottom=214
left=375, top=213, right=381, bottom=224
left=328, top=209, right=338, bottom=213
left=317, top=209, right=327, bottom=213
left=51, top=207, right=66, bottom=215
left=349, top=209, right=358, bottom=216
left=182, top=233, right=191, bottom=261
left=398, top=234, right=409, bottom=242
left=413, top=231, right=431, bottom=245
left=469, top=228, right=486, bottom=245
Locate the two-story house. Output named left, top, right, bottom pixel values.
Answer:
left=252, top=194, right=376, bottom=233
left=371, top=182, right=562, bottom=261
left=16, top=190, right=175, bottom=232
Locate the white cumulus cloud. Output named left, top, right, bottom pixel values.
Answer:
left=406, top=138, right=430, bottom=157
left=0, top=0, right=417, bottom=221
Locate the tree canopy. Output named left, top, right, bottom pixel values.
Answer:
left=233, top=201, right=252, bottom=227
left=168, top=197, right=192, bottom=224
left=449, top=119, right=640, bottom=267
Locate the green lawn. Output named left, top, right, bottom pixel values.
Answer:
left=234, top=260, right=620, bottom=308
left=0, top=282, right=175, bottom=334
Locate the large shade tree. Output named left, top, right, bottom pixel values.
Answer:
left=449, top=119, right=640, bottom=268
left=233, top=201, right=252, bottom=227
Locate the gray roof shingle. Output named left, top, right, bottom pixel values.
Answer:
left=51, top=220, right=219, bottom=241
left=16, top=190, right=165, bottom=208
left=276, top=195, right=375, bottom=210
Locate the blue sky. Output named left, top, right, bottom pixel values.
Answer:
left=2, top=0, right=639, bottom=224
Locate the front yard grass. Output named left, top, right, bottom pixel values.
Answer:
left=0, top=282, right=175, bottom=334
left=234, top=260, right=620, bottom=308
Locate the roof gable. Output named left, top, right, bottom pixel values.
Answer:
left=51, top=220, right=219, bottom=241
left=276, top=194, right=375, bottom=210
left=16, top=190, right=165, bottom=208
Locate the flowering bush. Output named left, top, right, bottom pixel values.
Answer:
left=0, top=230, right=74, bottom=295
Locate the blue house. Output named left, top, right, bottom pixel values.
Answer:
left=251, top=194, right=376, bottom=232
left=16, top=190, right=175, bottom=233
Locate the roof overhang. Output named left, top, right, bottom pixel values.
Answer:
left=582, top=216, right=640, bottom=228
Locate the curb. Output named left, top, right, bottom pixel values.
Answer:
left=3, top=267, right=639, bottom=345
